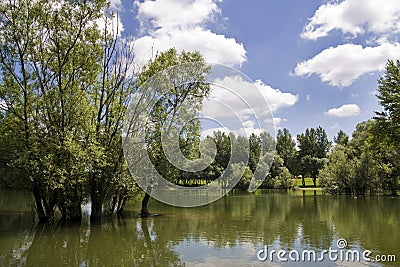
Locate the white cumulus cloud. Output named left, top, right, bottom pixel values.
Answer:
left=201, top=77, right=298, bottom=119
left=254, top=80, right=298, bottom=112
left=298, top=0, right=400, bottom=87
left=133, top=0, right=246, bottom=66
left=301, top=0, right=400, bottom=41
left=200, top=76, right=296, bottom=138
left=325, top=104, right=360, bottom=117
left=109, top=0, right=122, bottom=11
left=295, top=43, right=400, bottom=87
left=136, top=0, right=220, bottom=30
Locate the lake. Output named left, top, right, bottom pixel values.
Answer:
left=0, top=190, right=399, bottom=266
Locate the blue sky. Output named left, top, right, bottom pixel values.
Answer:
left=112, top=0, right=400, bottom=140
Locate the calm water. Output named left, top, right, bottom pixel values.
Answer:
left=0, top=190, right=399, bottom=266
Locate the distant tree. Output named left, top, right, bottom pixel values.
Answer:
left=248, top=133, right=261, bottom=173
left=276, top=128, right=296, bottom=174
left=319, top=147, right=352, bottom=195
left=297, top=127, right=331, bottom=187
left=274, top=166, right=294, bottom=190
left=320, top=126, right=379, bottom=196
left=333, top=130, right=349, bottom=146
left=232, top=163, right=253, bottom=190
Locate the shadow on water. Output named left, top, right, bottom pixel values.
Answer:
left=1, top=190, right=400, bottom=266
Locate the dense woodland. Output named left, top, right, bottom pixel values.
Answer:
left=0, top=0, right=399, bottom=223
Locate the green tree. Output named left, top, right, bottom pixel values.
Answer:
left=333, top=130, right=349, bottom=146
left=248, top=133, right=261, bottom=173
left=276, top=128, right=296, bottom=174
left=319, top=147, right=352, bottom=195
left=320, top=121, right=383, bottom=196
left=88, top=16, right=136, bottom=222
left=273, top=166, right=294, bottom=190
left=373, top=59, right=400, bottom=195
left=297, top=127, right=331, bottom=187
left=232, top=163, right=253, bottom=190
left=0, top=0, right=107, bottom=222
left=134, top=48, right=211, bottom=216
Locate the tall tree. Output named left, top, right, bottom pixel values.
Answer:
left=89, top=14, right=136, bottom=222
left=297, top=127, right=331, bottom=187
left=134, top=48, right=211, bottom=216
left=320, top=122, right=379, bottom=196
left=333, top=130, right=349, bottom=146
left=248, top=133, right=261, bottom=173
left=276, top=128, right=296, bottom=174
left=373, top=59, right=400, bottom=195
left=0, top=0, right=107, bottom=222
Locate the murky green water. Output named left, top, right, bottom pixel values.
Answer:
left=0, top=190, right=399, bottom=266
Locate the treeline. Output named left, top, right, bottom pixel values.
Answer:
left=195, top=58, right=400, bottom=196
left=320, top=60, right=400, bottom=196
left=184, top=126, right=330, bottom=191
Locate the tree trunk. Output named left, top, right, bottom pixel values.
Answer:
left=117, top=195, right=128, bottom=214
left=312, top=177, right=316, bottom=188
left=32, top=184, right=47, bottom=223
left=109, top=195, right=118, bottom=214
left=90, top=173, right=103, bottom=223
left=32, top=183, right=55, bottom=223
left=90, top=197, right=102, bottom=223
left=302, top=176, right=305, bottom=187
left=391, top=184, right=398, bottom=196
left=59, top=201, right=82, bottom=223
left=140, top=186, right=152, bottom=217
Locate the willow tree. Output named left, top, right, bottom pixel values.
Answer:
left=0, top=0, right=107, bottom=222
left=133, top=48, right=211, bottom=216
left=373, top=59, right=400, bottom=195
left=89, top=14, right=136, bottom=222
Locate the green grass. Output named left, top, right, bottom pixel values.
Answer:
left=293, top=178, right=320, bottom=188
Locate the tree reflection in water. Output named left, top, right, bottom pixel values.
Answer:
left=0, top=190, right=399, bottom=266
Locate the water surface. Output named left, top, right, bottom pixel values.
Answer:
left=0, top=190, right=399, bottom=266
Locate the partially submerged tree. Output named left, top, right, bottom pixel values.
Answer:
left=131, top=48, right=211, bottom=216
left=89, top=14, right=136, bottom=222
left=372, top=59, right=400, bottom=195
left=0, top=0, right=107, bottom=222
left=0, top=0, right=137, bottom=223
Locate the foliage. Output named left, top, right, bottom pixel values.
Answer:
left=133, top=48, right=211, bottom=215
left=0, top=0, right=137, bottom=222
left=296, top=126, right=331, bottom=187
left=276, top=128, right=297, bottom=174
left=333, top=130, right=349, bottom=146
left=373, top=59, right=400, bottom=195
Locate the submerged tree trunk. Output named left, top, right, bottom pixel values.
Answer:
left=32, top=184, right=47, bottom=223
left=59, top=203, right=82, bottom=223
left=390, top=183, right=398, bottom=196
left=91, top=197, right=102, bottom=223
left=117, top=195, right=128, bottom=214
left=32, top=182, right=55, bottom=223
left=90, top=175, right=103, bottom=223
left=140, top=186, right=152, bottom=217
